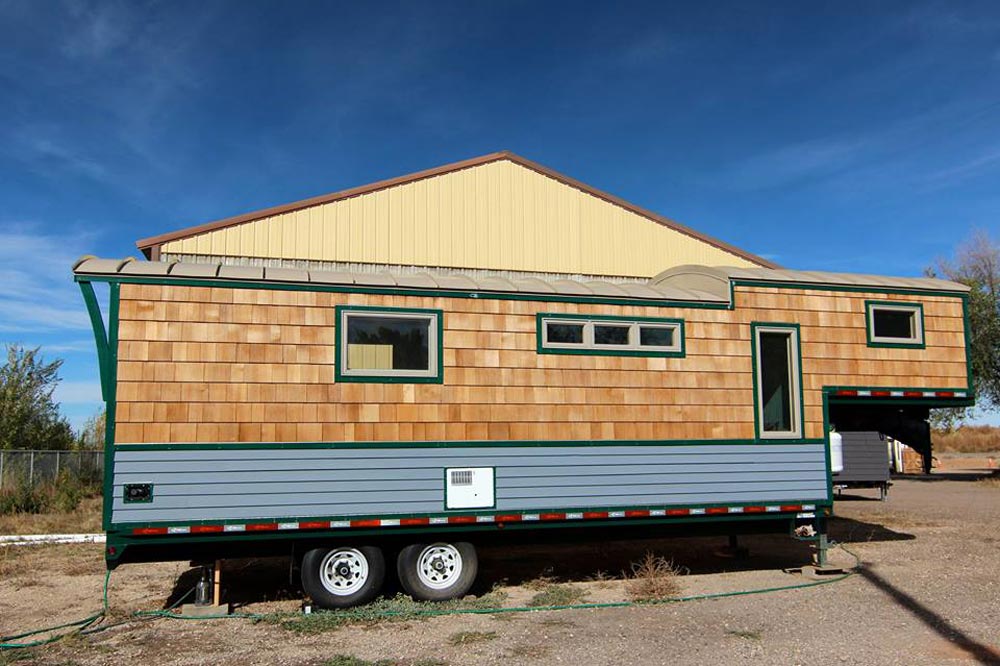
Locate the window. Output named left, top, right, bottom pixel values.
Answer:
left=752, top=323, right=803, bottom=440
left=865, top=301, right=924, bottom=348
left=537, top=314, right=684, bottom=357
left=335, top=306, right=443, bottom=383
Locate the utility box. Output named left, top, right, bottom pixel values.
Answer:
left=445, top=467, right=494, bottom=509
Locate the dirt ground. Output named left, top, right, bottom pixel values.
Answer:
left=2, top=462, right=999, bottom=666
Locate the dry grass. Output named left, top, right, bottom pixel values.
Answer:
left=933, top=426, right=1000, bottom=453
left=447, top=631, right=497, bottom=646
left=976, top=476, right=1000, bottom=489
left=0, top=496, right=102, bottom=535
left=525, top=583, right=587, bottom=607
left=623, top=552, right=682, bottom=601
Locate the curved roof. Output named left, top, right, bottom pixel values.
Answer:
left=73, top=257, right=727, bottom=303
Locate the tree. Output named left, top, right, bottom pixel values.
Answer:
left=928, top=230, right=1000, bottom=415
left=77, top=408, right=106, bottom=450
left=0, top=344, right=75, bottom=450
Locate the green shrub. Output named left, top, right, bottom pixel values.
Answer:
left=0, top=471, right=102, bottom=516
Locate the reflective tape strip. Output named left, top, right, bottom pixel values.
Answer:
left=565, top=513, right=583, bottom=520
left=583, top=511, right=608, bottom=519
left=380, top=519, right=400, bottom=527
left=167, top=527, right=190, bottom=534
left=224, top=524, right=245, bottom=532
left=475, top=515, right=494, bottom=523
left=331, top=521, right=350, bottom=528
left=191, top=525, right=224, bottom=534
left=278, top=522, right=299, bottom=530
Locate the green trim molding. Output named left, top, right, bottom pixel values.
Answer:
left=334, top=304, right=445, bottom=384
left=864, top=300, right=926, bottom=349
left=535, top=312, right=686, bottom=357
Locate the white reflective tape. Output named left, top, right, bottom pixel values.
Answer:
left=650, top=509, right=666, bottom=516
left=609, top=511, right=625, bottom=518
left=566, top=513, right=583, bottom=520
left=224, top=524, right=245, bottom=532
left=430, top=517, right=448, bottom=525
left=802, top=504, right=816, bottom=511
left=955, top=392, right=966, bottom=398
left=923, top=391, right=935, bottom=397
left=475, top=515, right=494, bottom=523
left=690, top=508, right=706, bottom=515
left=380, top=519, right=400, bottom=527
left=890, top=391, right=903, bottom=396
left=331, top=521, right=350, bottom=528
left=858, top=390, right=871, bottom=396
left=167, top=527, right=190, bottom=534
left=278, top=522, right=298, bottom=530
left=728, top=507, right=744, bottom=513
left=765, top=506, right=780, bottom=512
left=796, top=512, right=816, bottom=519
left=522, top=514, right=539, bottom=521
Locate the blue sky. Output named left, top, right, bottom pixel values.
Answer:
left=1, top=1, right=999, bottom=428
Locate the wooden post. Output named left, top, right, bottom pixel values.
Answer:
left=213, top=560, right=222, bottom=607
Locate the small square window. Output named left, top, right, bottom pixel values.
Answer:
left=545, top=322, right=585, bottom=345
left=594, top=324, right=630, bottom=345
left=639, top=325, right=675, bottom=348
left=866, top=301, right=924, bottom=348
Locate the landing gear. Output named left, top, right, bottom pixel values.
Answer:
left=301, top=546, right=385, bottom=609
left=397, top=542, right=478, bottom=601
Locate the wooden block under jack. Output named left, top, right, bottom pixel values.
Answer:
left=179, top=603, right=230, bottom=617
left=784, top=564, right=851, bottom=580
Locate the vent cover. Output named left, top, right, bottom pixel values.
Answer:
left=445, top=467, right=494, bottom=509
left=450, top=470, right=473, bottom=486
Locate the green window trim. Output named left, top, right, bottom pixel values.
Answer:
left=334, top=305, right=444, bottom=384
left=535, top=313, right=685, bottom=357
left=864, top=300, right=925, bottom=349
left=750, top=322, right=805, bottom=441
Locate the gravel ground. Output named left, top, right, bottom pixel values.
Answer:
left=1, top=464, right=998, bottom=666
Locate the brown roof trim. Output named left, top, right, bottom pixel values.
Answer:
left=136, top=151, right=778, bottom=268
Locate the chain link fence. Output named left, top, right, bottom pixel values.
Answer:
left=0, top=450, right=104, bottom=490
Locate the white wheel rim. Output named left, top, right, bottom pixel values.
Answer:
left=416, top=543, right=463, bottom=590
left=319, top=548, right=369, bottom=596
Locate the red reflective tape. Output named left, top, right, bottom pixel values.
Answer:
left=743, top=506, right=767, bottom=514
left=350, top=519, right=381, bottom=528
left=400, top=517, right=430, bottom=526
left=779, top=505, right=803, bottom=512
left=132, top=527, right=168, bottom=535
left=494, top=514, right=522, bottom=523
left=299, top=521, right=329, bottom=530
left=625, top=510, right=649, bottom=518
left=666, top=508, right=690, bottom=516
left=583, top=511, right=608, bottom=519
left=871, top=390, right=890, bottom=397
left=835, top=390, right=858, bottom=396
left=447, top=516, right=477, bottom=524
left=540, top=513, right=565, bottom=521
left=190, top=525, right=224, bottom=534
left=935, top=391, right=955, bottom=398
left=706, top=507, right=728, bottom=515
left=246, top=523, right=279, bottom=531
left=903, top=391, right=923, bottom=397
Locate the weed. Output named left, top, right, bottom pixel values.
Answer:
left=522, top=569, right=558, bottom=591
left=976, top=476, right=1000, bottom=489
left=526, top=583, right=587, bottom=607
left=270, top=588, right=508, bottom=634
left=324, top=657, right=397, bottom=666
left=623, top=552, right=682, bottom=602
left=727, top=629, right=762, bottom=641
left=447, top=631, right=497, bottom=646
left=0, top=472, right=102, bottom=518
left=933, top=425, right=1000, bottom=453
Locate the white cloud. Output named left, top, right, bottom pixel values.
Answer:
left=0, top=225, right=100, bottom=335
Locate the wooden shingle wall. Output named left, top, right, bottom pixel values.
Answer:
left=113, top=283, right=968, bottom=445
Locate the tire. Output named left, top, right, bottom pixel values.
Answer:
left=397, top=542, right=478, bottom=601
left=301, top=546, right=385, bottom=609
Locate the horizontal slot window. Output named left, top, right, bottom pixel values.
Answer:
left=537, top=314, right=684, bottom=357
left=865, top=301, right=924, bottom=348
left=336, top=307, right=443, bottom=383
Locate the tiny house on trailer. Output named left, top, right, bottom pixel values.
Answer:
left=73, top=256, right=972, bottom=608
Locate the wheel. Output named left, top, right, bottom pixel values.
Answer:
left=397, top=542, right=477, bottom=601
left=301, top=546, right=385, bottom=609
